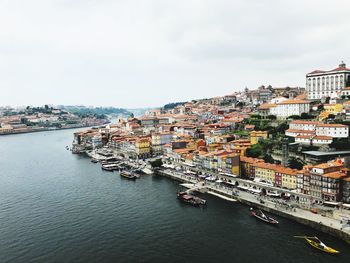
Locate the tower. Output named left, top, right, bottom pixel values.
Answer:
left=282, top=137, right=289, bottom=167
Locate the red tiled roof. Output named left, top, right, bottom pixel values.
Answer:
left=317, top=124, right=348, bottom=128
left=290, top=120, right=320, bottom=125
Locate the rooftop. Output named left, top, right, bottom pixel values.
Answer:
left=303, top=151, right=350, bottom=156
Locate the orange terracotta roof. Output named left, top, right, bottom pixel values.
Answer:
left=313, top=161, right=343, bottom=169
left=290, top=120, right=320, bottom=125
left=258, top=104, right=277, bottom=109
left=286, top=129, right=315, bottom=134
left=275, top=166, right=298, bottom=175
left=239, top=156, right=264, bottom=163
left=317, top=124, right=348, bottom=128
left=278, top=99, right=310, bottom=105
left=322, top=171, right=346, bottom=179
left=313, top=136, right=333, bottom=140
left=296, top=135, right=313, bottom=139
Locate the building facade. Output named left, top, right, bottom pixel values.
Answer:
left=306, top=62, right=350, bottom=100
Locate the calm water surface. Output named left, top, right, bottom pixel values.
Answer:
left=0, top=129, right=349, bottom=263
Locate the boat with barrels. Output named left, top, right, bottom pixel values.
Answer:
left=250, top=208, right=279, bottom=225
left=177, top=191, right=206, bottom=207
left=120, top=171, right=139, bottom=180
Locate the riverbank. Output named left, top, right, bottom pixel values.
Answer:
left=0, top=123, right=107, bottom=136
left=157, top=168, right=350, bottom=244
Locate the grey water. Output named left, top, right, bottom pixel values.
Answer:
left=0, top=129, right=349, bottom=263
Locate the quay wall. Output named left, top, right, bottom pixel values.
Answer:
left=237, top=197, right=350, bottom=244
left=156, top=169, right=350, bottom=244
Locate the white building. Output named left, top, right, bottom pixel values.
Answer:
left=306, top=62, right=350, bottom=100
left=315, top=124, right=349, bottom=138
left=269, top=100, right=310, bottom=118
left=286, top=121, right=349, bottom=145
left=289, top=120, right=320, bottom=131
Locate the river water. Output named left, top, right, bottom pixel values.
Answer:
left=0, top=129, right=349, bottom=263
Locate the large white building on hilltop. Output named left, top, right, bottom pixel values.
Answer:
left=306, top=62, right=350, bottom=100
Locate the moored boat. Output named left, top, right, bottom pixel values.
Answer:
left=120, top=171, right=139, bottom=180
left=294, top=236, right=339, bottom=254
left=101, top=163, right=119, bottom=171
left=250, top=208, right=279, bottom=225
left=177, top=191, right=206, bottom=207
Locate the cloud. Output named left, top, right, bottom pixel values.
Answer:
left=0, top=0, right=349, bottom=107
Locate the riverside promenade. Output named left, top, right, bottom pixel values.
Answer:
left=158, top=168, right=350, bottom=244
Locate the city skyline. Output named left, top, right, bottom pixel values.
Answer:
left=1, top=0, right=350, bottom=108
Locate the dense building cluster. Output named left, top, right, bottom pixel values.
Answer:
left=73, top=62, right=350, bottom=204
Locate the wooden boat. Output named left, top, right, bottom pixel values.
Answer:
left=177, top=191, right=206, bottom=207
left=101, top=164, right=119, bottom=171
left=294, top=236, right=339, bottom=254
left=250, top=208, right=279, bottom=225
left=120, top=171, right=139, bottom=180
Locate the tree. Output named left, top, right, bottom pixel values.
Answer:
left=288, top=115, right=300, bottom=120
left=288, top=157, right=304, bottom=170
left=250, top=114, right=262, bottom=119
left=246, top=144, right=264, bottom=158
left=263, top=154, right=275, bottom=164
left=267, top=115, right=277, bottom=120
left=328, top=114, right=335, bottom=119
left=150, top=158, right=163, bottom=168
left=276, top=122, right=289, bottom=134
left=300, top=112, right=313, bottom=119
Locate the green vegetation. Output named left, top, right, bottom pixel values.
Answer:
left=330, top=138, right=350, bottom=150
left=231, top=130, right=249, bottom=137
left=163, top=102, right=186, bottom=110
left=263, top=154, right=275, bottom=164
left=63, top=106, right=130, bottom=119
left=287, top=112, right=314, bottom=120
left=150, top=158, right=163, bottom=168
left=288, top=157, right=305, bottom=170
left=246, top=144, right=263, bottom=158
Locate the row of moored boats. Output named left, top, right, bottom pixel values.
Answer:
left=176, top=190, right=340, bottom=254
left=91, top=157, right=148, bottom=180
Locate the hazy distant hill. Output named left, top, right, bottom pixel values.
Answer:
left=61, top=106, right=132, bottom=118
left=162, top=102, right=187, bottom=110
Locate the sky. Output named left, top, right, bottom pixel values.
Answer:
left=1, top=0, right=350, bottom=108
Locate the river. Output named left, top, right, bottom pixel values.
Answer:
left=0, top=129, right=349, bottom=263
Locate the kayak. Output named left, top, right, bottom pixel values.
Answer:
left=295, top=236, right=339, bottom=254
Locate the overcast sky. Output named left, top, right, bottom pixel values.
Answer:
left=1, top=0, right=349, bottom=108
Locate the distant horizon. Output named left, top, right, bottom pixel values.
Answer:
left=0, top=85, right=303, bottom=109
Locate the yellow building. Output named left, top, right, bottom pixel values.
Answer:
left=279, top=168, right=297, bottom=190
left=250, top=131, right=268, bottom=145
left=318, top=111, right=330, bottom=121
left=136, top=138, right=151, bottom=157
left=323, top=104, right=343, bottom=115
left=254, top=162, right=277, bottom=184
